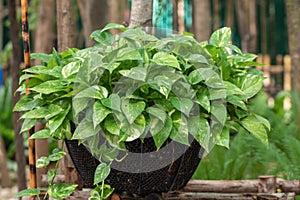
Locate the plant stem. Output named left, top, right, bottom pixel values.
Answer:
left=101, top=181, right=105, bottom=198
left=43, top=140, right=66, bottom=200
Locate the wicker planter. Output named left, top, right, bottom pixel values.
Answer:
left=65, top=136, right=203, bottom=196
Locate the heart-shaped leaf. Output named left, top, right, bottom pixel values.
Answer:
left=146, top=107, right=167, bottom=122
left=94, top=163, right=111, bottom=185
left=119, top=66, right=147, bottom=82
left=101, top=94, right=121, bottom=112
left=170, top=112, right=189, bottom=145
left=240, top=115, right=268, bottom=145
left=210, top=27, right=231, bottom=47
left=188, top=116, right=210, bottom=151
left=121, top=98, right=146, bottom=124
left=16, top=188, right=41, bottom=198
left=36, top=156, right=50, bottom=168
left=153, top=115, right=172, bottom=149
left=152, top=52, right=180, bottom=70
left=48, top=148, right=66, bottom=162
left=93, top=101, right=112, bottom=128
left=170, top=97, right=194, bottom=116
left=75, top=85, right=108, bottom=100
left=48, top=183, right=77, bottom=199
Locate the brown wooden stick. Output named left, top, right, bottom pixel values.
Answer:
left=184, top=179, right=300, bottom=195
left=21, top=0, right=37, bottom=189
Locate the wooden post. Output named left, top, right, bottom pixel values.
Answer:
left=284, top=55, right=292, bottom=91
left=260, top=55, right=273, bottom=106
left=258, top=175, right=277, bottom=193
left=263, top=55, right=271, bottom=88
left=21, top=0, right=37, bottom=190
left=284, top=55, right=292, bottom=110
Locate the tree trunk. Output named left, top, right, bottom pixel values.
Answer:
left=171, top=0, right=179, bottom=31
left=56, top=0, right=83, bottom=188
left=225, top=0, right=234, bottom=30
left=236, top=0, right=257, bottom=53
left=192, top=0, right=211, bottom=41
left=212, top=0, right=220, bottom=31
left=77, top=0, right=109, bottom=47
left=129, top=0, right=153, bottom=28
left=56, top=0, right=78, bottom=51
left=0, top=134, right=11, bottom=187
left=285, top=0, right=300, bottom=90
left=34, top=0, right=56, bottom=187
left=34, top=0, right=56, bottom=54
left=7, top=0, right=27, bottom=192
left=260, top=0, right=268, bottom=55
left=108, top=0, right=128, bottom=24
left=285, top=0, right=300, bottom=134
left=108, top=0, right=129, bottom=34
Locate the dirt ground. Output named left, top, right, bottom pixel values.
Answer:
left=0, top=186, right=18, bottom=200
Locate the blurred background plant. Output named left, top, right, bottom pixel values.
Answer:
left=193, top=90, right=300, bottom=181
left=0, top=77, right=15, bottom=160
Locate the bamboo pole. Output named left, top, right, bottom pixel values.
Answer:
left=21, top=0, right=37, bottom=189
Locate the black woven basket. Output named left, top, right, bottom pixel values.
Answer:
left=65, top=136, right=203, bottom=196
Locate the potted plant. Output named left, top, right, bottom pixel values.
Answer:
left=15, top=24, right=269, bottom=199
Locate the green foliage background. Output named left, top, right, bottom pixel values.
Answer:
left=193, top=91, right=300, bottom=181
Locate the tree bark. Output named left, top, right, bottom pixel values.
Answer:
left=225, top=0, right=234, bottom=30
left=108, top=0, right=128, bottom=34
left=212, top=0, right=220, bottom=31
left=236, top=0, right=257, bottom=53
left=171, top=0, right=179, bottom=31
left=260, top=0, right=267, bottom=55
left=56, top=0, right=83, bottom=188
left=7, top=0, right=27, bottom=192
left=0, top=134, right=11, bottom=187
left=56, top=0, right=78, bottom=51
left=77, top=0, right=109, bottom=47
left=129, top=0, right=153, bottom=28
left=34, top=0, right=56, bottom=54
left=34, top=0, right=56, bottom=187
left=285, top=0, right=300, bottom=134
left=285, top=0, right=300, bottom=90
left=192, top=0, right=211, bottom=41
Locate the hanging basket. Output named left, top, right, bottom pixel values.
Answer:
left=65, top=136, right=203, bottom=196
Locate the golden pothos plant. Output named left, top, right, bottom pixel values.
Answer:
left=15, top=24, right=269, bottom=199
